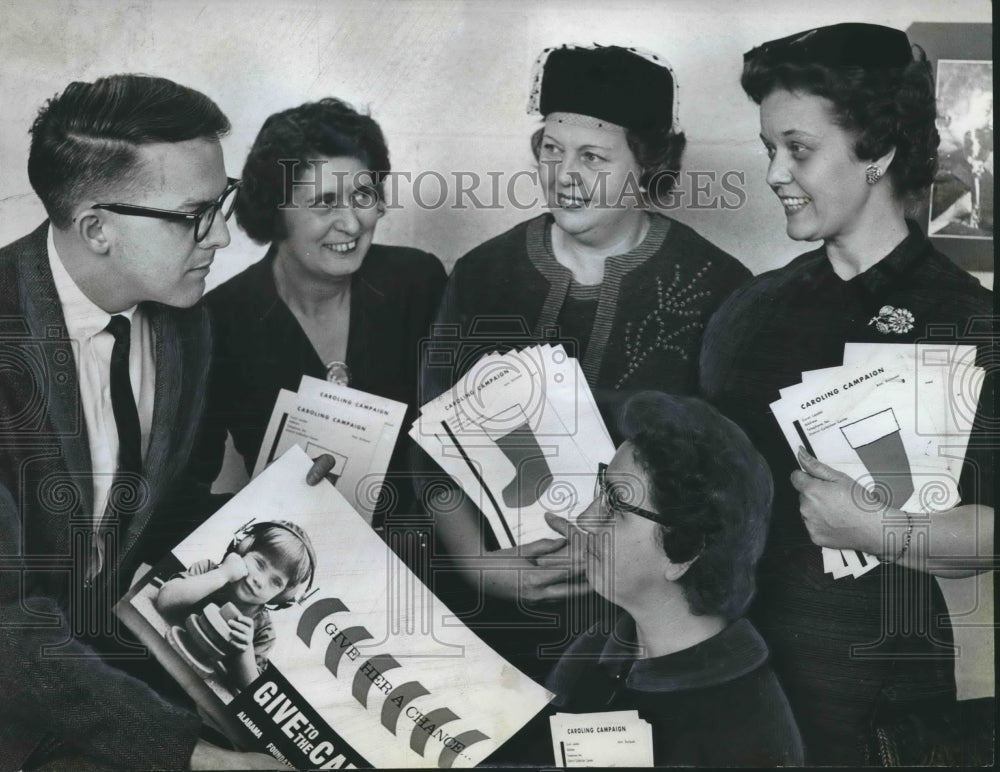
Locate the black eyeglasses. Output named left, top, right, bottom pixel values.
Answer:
left=90, top=177, right=241, bottom=243
left=595, top=462, right=665, bottom=524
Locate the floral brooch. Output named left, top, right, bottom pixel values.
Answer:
left=868, top=305, right=915, bottom=334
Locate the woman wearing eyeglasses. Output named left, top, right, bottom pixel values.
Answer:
left=700, top=24, right=994, bottom=764
left=489, top=391, right=802, bottom=766
left=417, top=44, right=750, bottom=682
left=189, top=98, right=446, bottom=524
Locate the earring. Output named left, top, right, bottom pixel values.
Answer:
left=865, top=163, right=883, bottom=185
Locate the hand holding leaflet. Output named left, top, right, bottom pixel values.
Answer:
left=117, top=447, right=554, bottom=769
left=253, top=377, right=407, bottom=522
left=770, top=342, right=983, bottom=579
left=792, top=447, right=891, bottom=573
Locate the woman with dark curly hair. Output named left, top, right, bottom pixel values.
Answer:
left=700, top=23, right=995, bottom=764
left=190, top=98, right=446, bottom=522
left=490, top=392, right=803, bottom=766
left=418, top=44, right=750, bottom=681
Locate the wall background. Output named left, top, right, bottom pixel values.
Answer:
left=0, top=0, right=993, bottom=700
left=0, top=0, right=992, bottom=285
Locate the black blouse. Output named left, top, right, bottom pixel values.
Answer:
left=190, top=243, right=446, bottom=512
left=700, top=220, right=995, bottom=552
left=489, top=614, right=804, bottom=766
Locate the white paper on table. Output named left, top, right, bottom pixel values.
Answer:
left=549, top=710, right=654, bottom=767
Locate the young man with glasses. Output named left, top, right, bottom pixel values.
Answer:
left=0, top=74, right=279, bottom=770
left=501, top=392, right=803, bottom=766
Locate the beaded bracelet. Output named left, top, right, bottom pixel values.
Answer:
left=888, top=510, right=914, bottom=564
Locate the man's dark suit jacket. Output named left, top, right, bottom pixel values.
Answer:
left=0, top=222, right=211, bottom=769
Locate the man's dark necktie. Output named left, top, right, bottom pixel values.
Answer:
left=83, top=315, right=143, bottom=592
left=105, top=315, right=142, bottom=476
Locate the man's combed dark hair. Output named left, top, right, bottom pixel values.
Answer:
left=531, top=125, right=687, bottom=204
left=235, top=97, right=391, bottom=245
left=619, top=392, right=773, bottom=620
left=740, top=50, right=939, bottom=200
left=28, top=74, right=231, bottom=229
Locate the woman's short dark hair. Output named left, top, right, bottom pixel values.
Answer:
left=27, top=74, right=230, bottom=229
left=531, top=125, right=687, bottom=204
left=619, top=392, right=773, bottom=620
left=741, top=50, right=939, bottom=200
left=235, top=97, right=390, bottom=245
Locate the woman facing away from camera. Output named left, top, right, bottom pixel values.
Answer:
left=488, top=392, right=804, bottom=766
left=699, top=23, right=995, bottom=765
left=418, top=44, right=751, bottom=681
left=189, top=98, right=446, bottom=527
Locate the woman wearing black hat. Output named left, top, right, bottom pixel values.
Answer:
left=700, top=23, right=995, bottom=765
left=418, top=45, right=750, bottom=682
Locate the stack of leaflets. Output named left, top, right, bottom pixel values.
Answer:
left=254, top=375, right=407, bottom=523
left=410, top=344, right=615, bottom=547
left=549, top=710, right=654, bottom=767
left=769, top=343, right=985, bottom=579
left=117, top=447, right=553, bottom=769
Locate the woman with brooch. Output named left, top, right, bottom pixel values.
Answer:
left=190, top=98, right=446, bottom=526
left=699, top=23, right=995, bottom=765
left=418, top=44, right=750, bottom=681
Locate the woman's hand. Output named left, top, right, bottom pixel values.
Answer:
left=306, top=454, right=338, bottom=485
left=482, top=514, right=589, bottom=604
left=790, top=448, right=881, bottom=554
left=535, top=511, right=590, bottom=571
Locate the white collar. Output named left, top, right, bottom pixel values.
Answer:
left=47, top=225, right=137, bottom=340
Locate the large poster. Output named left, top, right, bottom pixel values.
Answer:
left=117, top=448, right=553, bottom=769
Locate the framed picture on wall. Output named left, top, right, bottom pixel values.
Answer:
left=928, top=60, right=993, bottom=241
left=908, top=23, right=993, bottom=273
